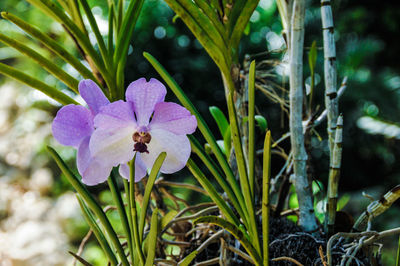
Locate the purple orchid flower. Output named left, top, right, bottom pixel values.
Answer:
left=89, top=78, right=197, bottom=183
left=52, top=79, right=113, bottom=185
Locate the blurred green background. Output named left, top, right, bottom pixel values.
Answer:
left=0, top=0, right=399, bottom=265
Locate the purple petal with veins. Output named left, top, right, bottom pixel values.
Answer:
left=125, top=78, right=166, bottom=126
left=94, top=100, right=136, bottom=130
left=52, top=104, right=94, bottom=147
left=79, top=79, right=110, bottom=115
left=150, top=102, right=197, bottom=135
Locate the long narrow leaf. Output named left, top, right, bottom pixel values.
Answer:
left=193, top=216, right=261, bottom=265
left=138, top=152, right=167, bottom=242
left=67, top=0, right=87, bottom=33
left=0, top=63, right=77, bottom=105
left=162, top=0, right=228, bottom=71
left=189, top=136, right=248, bottom=227
left=178, top=250, right=198, bottom=266
left=144, top=52, right=246, bottom=215
left=0, top=33, right=79, bottom=92
left=46, top=146, right=129, bottom=266
left=209, top=106, right=229, bottom=139
left=144, top=208, right=159, bottom=266
left=227, top=88, right=260, bottom=252
left=79, top=0, right=110, bottom=68
left=76, top=195, right=118, bottom=266
left=25, top=0, right=111, bottom=86
left=1, top=12, right=97, bottom=82
left=229, top=1, right=259, bottom=52
left=248, top=60, right=256, bottom=198
left=186, top=159, right=240, bottom=226
left=262, top=131, right=271, bottom=266
left=114, top=0, right=144, bottom=98
left=108, top=3, right=115, bottom=54
left=176, top=0, right=227, bottom=49
left=193, top=0, right=225, bottom=37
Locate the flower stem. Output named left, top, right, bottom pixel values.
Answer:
left=108, top=173, right=133, bottom=263
left=129, top=157, right=145, bottom=265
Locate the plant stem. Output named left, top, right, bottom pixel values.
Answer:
left=321, top=0, right=338, bottom=160
left=326, top=115, right=343, bottom=236
left=289, top=0, right=318, bottom=232
left=129, top=158, right=145, bottom=265
left=108, top=174, right=133, bottom=263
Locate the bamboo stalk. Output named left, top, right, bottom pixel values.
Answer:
left=321, top=0, right=338, bottom=160
left=289, top=0, right=318, bottom=231
left=326, top=114, right=343, bottom=236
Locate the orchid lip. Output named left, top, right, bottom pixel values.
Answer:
left=132, top=131, right=152, bottom=153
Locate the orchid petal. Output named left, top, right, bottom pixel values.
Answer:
left=150, top=102, right=197, bottom=135
left=79, top=79, right=110, bottom=115
left=89, top=126, right=135, bottom=166
left=125, top=78, right=166, bottom=126
left=118, top=155, right=147, bottom=182
left=94, top=100, right=136, bottom=130
left=81, top=160, right=113, bottom=185
left=52, top=104, right=93, bottom=147
left=141, top=128, right=191, bottom=174
left=77, top=136, right=91, bottom=175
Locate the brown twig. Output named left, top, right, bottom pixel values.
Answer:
left=271, top=256, right=304, bottom=266
left=72, top=229, right=93, bottom=266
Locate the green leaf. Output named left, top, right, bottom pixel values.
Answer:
left=308, top=40, right=317, bottom=75
left=0, top=33, right=79, bottom=93
left=178, top=250, right=198, bottom=266
left=223, top=128, right=231, bottom=158
left=161, top=1, right=228, bottom=72
left=144, top=52, right=246, bottom=217
left=229, top=1, right=260, bottom=53
left=248, top=60, right=256, bottom=198
left=186, top=159, right=240, bottom=226
left=193, top=216, right=261, bottom=265
left=255, top=115, right=268, bottom=132
left=25, top=0, right=110, bottom=85
left=209, top=106, right=229, bottom=140
left=337, top=194, right=350, bottom=211
left=144, top=209, right=159, bottom=266
left=161, top=210, right=179, bottom=229
left=262, top=131, right=271, bottom=266
left=0, top=62, right=78, bottom=105
left=189, top=136, right=247, bottom=226
left=76, top=195, right=118, bottom=266
left=79, top=0, right=110, bottom=68
left=138, top=152, right=167, bottom=242
left=46, top=146, right=129, bottom=266
left=1, top=12, right=98, bottom=83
